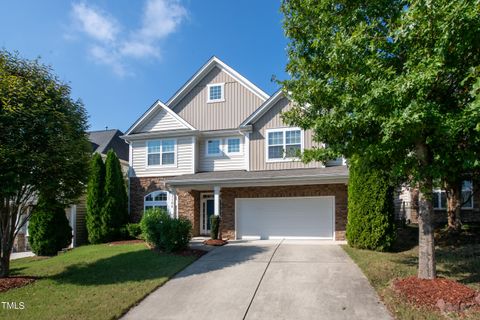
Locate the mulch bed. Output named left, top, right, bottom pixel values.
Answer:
left=393, top=276, right=480, bottom=313
left=173, top=249, right=208, bottom=258
left=203, top=239, right=228, bottom=246
left=0, top=276, right=36, bottom=292
left=108, top=239, right=145, bottom=246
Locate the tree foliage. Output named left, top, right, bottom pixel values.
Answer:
left=280, top=0, right=480, bottom=278
left=347, top=156, right=396, bottom=251
left=28, top=196, right=72, bottom=256
left=86, top=153, right=105, bottom=244
left=0, top=50, right=90, bottom=276
left=101, top=150, right=128, bottom=242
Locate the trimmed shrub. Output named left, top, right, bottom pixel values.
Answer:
left=140, top=208, right=192, bottom=252
left=86, top=153, right=105, bottom=244
left=210, top=216, right=220, bottom=240
left=29, top=196, right=72, bottom=256
left=126, top=223, right=142, bottom=239
left=102, top=150, right=129, bottom=241
left=346, top=156, right=396, bottom=251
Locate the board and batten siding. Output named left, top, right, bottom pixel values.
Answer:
left=250, top=97, right=323, bottom=171
left=131, top=137, right=194, bottom=177
left=171, top=67, right=265, bottom=130
left=137, top=107, right=188, bottom=133
left=198, top=136, right=246, bottom=172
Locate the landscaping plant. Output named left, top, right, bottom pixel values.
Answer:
left=126, top=223, right=142, bottom=239
left=140, top=208, right=192, bottom=252
left=346, top=156, right=396, bottom=251
left=28, top=196, right=72, bottom=256
left=86, top=153, right=106, bottom=244
left=0, top=50, right=90, bottom=277
left=210, top=216, right=220, bottom=240
left=102, top=150, right=129, bottom=241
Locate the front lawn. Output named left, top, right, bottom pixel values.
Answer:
left=343, top=225, right=480, bottom=319
left=0, top=243, right=198, bottom=320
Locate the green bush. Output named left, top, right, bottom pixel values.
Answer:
left=29, top=196, right=72, bottom=256
left=126, top=223, right=142, bottom=239
left=140, top=208, right=192, bottom=252
left=86, top=153, right=105, bottom=244
left=210, top=216, right=220, bottom=240
left=346, top=156, right=396, bottom=251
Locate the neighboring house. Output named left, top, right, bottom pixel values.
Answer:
left=122, top=57, right=349, bottom=241
left=13, top=129, right=129, bottom=252
left=395, top=181, right=480, bottom=225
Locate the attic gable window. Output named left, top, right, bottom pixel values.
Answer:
left=207, top=83, right=225, bottom=103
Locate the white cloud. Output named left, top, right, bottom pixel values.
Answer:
left=72, top=3, right=119, bottom=42
left=69, top=0, right=187, bottom=76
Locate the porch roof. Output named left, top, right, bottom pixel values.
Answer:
left=165, top=166, right=349, bottom=187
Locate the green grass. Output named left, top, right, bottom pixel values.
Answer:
left=343, top=225, right=480, bottom=320
left=0, top=243, right=197, bottom=320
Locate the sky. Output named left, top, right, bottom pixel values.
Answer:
left=0, top=0, right=289, bottom=132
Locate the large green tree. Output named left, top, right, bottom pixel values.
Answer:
left=281, top=0, right=480, bottom=279
left=0, top=50, right=90, bottom=276
left=101, top=150, right=128, bottom=241
left=86, top=153, right=106, bottom=244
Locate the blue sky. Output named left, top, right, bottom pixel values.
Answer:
left=0, top=0, right=288, bottom=132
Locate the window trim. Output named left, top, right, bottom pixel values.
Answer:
left=205, top=138, right=222, bottom=157
left=433, top=181, right=474, bottom=210
left=146, top=139, right=177, bottom=167
left=144, top=190, right=170, bottom=214
left=207, top=83, right=225, bottom=103
left=265, top=127, right=304, bottom=162
left=225, top=137, right=242, bottom=155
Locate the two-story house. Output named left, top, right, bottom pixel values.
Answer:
left=122, top=57, right=349, bottom=240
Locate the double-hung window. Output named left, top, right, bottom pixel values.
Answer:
left=267, top=128, right=303, bottom=161
left=147, top=139, right=176, bottom=166
left=207, top=83, right=225, bottom=103
left=433, top=180, right=473, bottom=209
left=206, top=139, right=222, bottom=156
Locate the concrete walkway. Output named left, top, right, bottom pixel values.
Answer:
left=123, top=240, right=391, bottom=320
left=10, top=251, right=35, bottom=260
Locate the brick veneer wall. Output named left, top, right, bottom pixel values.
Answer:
left=220, top=184, right=348, bottom=241
left=129, top=177, right=170, bottom=222
left=177, top=190, right=201, bottom=237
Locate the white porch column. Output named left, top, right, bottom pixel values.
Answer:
left=170, top=188, right=177, bottom=218
left=214, top=186, right=221, bottom=216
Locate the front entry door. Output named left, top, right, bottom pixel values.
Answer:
left=201, top=195, right=214, bottom=235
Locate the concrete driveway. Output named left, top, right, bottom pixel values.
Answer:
left=123, top=240, right=391, bottom=320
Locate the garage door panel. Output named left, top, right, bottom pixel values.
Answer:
left=236, top=197, right=334, bottom=240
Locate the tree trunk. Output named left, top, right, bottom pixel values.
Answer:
left=0, top=255, right=10, bottom=278
left=446, top=180, right=462, bottom=232
left=417, top=187, right=436, bottom=279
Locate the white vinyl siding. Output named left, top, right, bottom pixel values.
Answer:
left=138, top=107, right=189, bottom=133
left=199, top=136, right=246, bottom=172
left=131, top=137, right=194, bottom=177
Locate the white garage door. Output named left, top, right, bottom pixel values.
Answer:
left=235, top=196, right=335, bottom=240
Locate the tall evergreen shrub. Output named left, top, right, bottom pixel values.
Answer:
left=86, top=153, right=105, bottom=243
left=346, top=156, right=396, bottom=251
left=102, top=150, right=128, bottom=241
left=29, top=196, right=72, bottom=256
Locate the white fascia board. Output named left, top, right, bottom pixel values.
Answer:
left=167, top=56, right=269, bottom=109
left=121, top=130, right=199, bottom=141
left=125, top=100, right=196, bottom=135
left=240, top=90, right=285, bottom=127
left=200, top=126, right=252, bottom=137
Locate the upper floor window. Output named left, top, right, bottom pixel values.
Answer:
left=207, top=83, right=225, bottom=103
left=206, top=139, right=222, bottom=156
left=266, top=128, right=303, bottom=161
left=433, top=180, right=473, bottom=209
left=226, top=137, right=241, bottom=154
left=147, top=139, right=176, bottom=166
left=144, top=191, right=169, bottom=213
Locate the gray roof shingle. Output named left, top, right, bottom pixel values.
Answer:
left=88, top=129, right=129, bottom=161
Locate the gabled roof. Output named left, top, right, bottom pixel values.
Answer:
left=240, top=89, right=285, bottom=127
left=167, top=56, right=270, bottom=109
left=88, top=129, right=129, bottom=161
left=125, top=100, right=196, bottom=135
